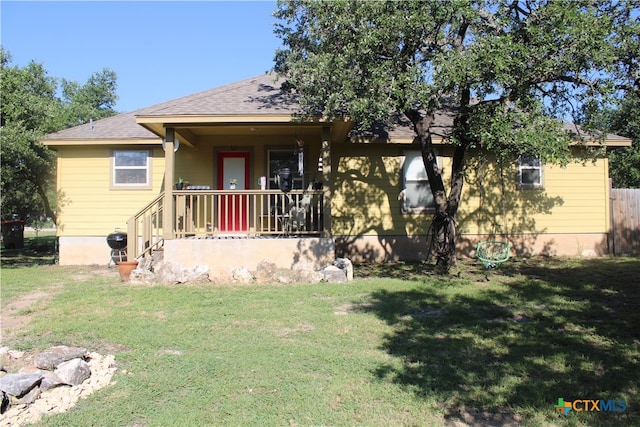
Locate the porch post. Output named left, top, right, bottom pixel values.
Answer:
left=321, top=126, right=332, bottom=237
left=163, top=127, right=175, bottom=239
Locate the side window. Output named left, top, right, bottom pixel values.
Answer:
left=517, top=154, right=543, bottom=189
left=112, top=150, right=151, bottom=188
left=401, top=151, right=435, bottom=214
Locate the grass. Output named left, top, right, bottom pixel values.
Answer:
left=1, top=230, right=57, bottom=268
left=1, top=244, right=639, bottom=426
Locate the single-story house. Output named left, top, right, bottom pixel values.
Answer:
left=42, top=73, right=632, bottom=270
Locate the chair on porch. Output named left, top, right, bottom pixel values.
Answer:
left=284, top=186, right=313, bottom=234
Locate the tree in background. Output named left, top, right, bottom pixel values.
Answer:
left=605, top=94, right=640, bottom=188
left=273, top=0, right=639, bottom=270
left=0, top=48, right=119, bottom=225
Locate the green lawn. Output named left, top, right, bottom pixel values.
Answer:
left=1, top=244, right=638, bottom=426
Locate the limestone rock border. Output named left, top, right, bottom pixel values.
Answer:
left=129, top=255, right=354, bottom=285
left=0, top=346, right=116, bottom=427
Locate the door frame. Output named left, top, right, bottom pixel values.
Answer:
left=217, top=151, right=251, bottom=190
left=216, top=151, right=251, bottom=233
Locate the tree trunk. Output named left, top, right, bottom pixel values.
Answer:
left=406, top=94, right=471, bottom=272
left=443, top=89, right=472, bottom=268
left=405, top=108, right=455, bottom=270
left=34, top=180, right=57, bottom=225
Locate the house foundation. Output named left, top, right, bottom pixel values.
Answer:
left=336, top=233, right=610, bottom=263
left=163, top=237, right=336, bottom=273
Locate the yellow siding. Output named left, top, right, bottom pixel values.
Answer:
left=56, top=146, right=166, bottom=236
left=456, top=156, right=609, bottom=235
left=58, top=138, right=609, bottom=239
left=332, top=144, right=609, bottom=237
left=55, top=135, right=323, bottom=237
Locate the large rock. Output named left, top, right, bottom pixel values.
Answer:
left=254, top=260, right=278, bottom=283
left=54, top=358, right=91, bottom=386
left=129, top=267, right=155, bottom=284
left=137, top=254, right=153, bottom=271
left=39, top=371, right=66, bottom=391
left=321, top=265, right=347, bottom=283
left=33, top=346, right=87, bottom=370
left=232, top=267, right=254, bottom=283
left=333, top=257, right=354, bottom=281
left=208, top=267, right=233, bottom=285
left=17, top=386, right=41, bottom=404
left=154, top=261, right=210, bottom=284
left=0, top=373, right=43, bottom=397
left=293, top=268, right=324, bottom=284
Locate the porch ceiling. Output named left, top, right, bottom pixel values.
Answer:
left=136, top=117, right=353, bottom=146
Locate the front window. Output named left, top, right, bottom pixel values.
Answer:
left=112, top=150, right=150, bottom=187
left=517, top=154, right=543, bottom=189
left=401, top=150, right=435, bottom=214
left=267, top=149, right=303, bottom=190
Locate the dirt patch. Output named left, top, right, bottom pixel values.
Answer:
left=1, top=266, right=120, bottom=340
left=1, top=290, right=58, bottom=338
left=276, top=323, right=315, bottom=337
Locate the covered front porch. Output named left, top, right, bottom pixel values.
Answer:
left=126, top=187, right=332, bottom=265
left=125, top=122, right=343, bottom=269
left=119, top=74, right=353, bottom=270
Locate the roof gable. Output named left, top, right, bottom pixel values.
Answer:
left=139, top=73, right=299, bottom=117
left=43, top=73, right=299, bottom=142
left=42, top=73, right=631, bottom=147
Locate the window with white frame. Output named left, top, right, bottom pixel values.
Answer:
left=112, top=150, right=151, bottom=187
left=401, top=150, right=435, bottom=214
left=516, top=154, right=543, bottom=189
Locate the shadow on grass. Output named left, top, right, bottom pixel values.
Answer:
left=358, top=257, right=640, bottom=426
left=1, top=235, right=57, bottom=268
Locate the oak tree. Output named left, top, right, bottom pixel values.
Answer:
left=0, top=48, right=119, bottom=224
left=273, top=0, right=639, bottom=269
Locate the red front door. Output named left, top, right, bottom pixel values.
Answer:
left=217, top=152, right=250, bottom=232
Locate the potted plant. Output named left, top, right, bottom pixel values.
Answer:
left=175, top=177, right=190, bottom=190
left=229, top=179, right=238, bottom=190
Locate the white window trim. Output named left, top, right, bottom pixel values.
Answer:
left=400, top=150, right=438, bottom=214
left=516, top=154, right=544, bottom=189
left=111, top=149, right=152, bottom=189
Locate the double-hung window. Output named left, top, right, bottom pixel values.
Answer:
left=112, top=150, right=151, bottom=188
left=516, top=154, right=543, bottom=189
left=401, top=150, right=435, bottom=214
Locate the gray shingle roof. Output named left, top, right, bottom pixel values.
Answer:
left=43, top=72, right=630, bottom=146
left=139, top=73, right=299, bottom=116
left=43, top=73, right=297, bottom=141
left=43, top=111, right=155, bottom=140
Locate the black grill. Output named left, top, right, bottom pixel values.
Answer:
left=106, top=231, right=127, bottom=250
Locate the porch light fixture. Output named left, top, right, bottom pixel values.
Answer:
left=162, top=137, right=180, bottom=152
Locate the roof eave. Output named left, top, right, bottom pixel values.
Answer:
left=42, top=137, right=160, bottom=147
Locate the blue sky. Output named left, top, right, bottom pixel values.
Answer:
left=1, top=1, right=280, bottom=112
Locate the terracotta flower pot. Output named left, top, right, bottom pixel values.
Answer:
left=117, top=260, right=138, bottom=282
